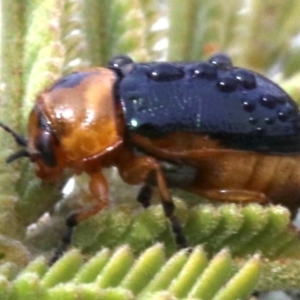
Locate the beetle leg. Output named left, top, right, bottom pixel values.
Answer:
left=118, top=155, right=187, bottom=248
left=50, top=172, right=109, bottom=264
left=137, top=184, right=153, bottom=208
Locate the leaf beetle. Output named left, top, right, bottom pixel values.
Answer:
left=1, top=53, right=300, bottom=262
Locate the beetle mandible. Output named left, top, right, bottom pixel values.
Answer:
left=1, top=53, right=300, bottom=262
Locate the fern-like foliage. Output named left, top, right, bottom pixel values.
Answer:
left=70, top=202, right=300, bottom=260
left=0, top=245, right=261, bottom=299
left=1, top=0, right=300, bottom=299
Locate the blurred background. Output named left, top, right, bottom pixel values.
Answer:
left=2, top=1, right=300, bottom=299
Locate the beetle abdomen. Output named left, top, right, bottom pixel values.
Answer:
left=186, top=150, right=300, bottom=211
left=118, top=54, right=300, bottom=153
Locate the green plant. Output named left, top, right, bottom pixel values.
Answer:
left=1, top=0, right=300, bottom=299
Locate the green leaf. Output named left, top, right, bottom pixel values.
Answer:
left=2, top=1, right=300, bottom=298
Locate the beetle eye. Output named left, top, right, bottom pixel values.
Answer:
left=35, top=131, right=57, bottom=167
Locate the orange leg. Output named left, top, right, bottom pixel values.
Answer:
left=50, top=172, right=109, bottom=264
left=117, top=153, right=187, bottom=248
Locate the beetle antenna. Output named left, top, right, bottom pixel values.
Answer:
left=6, top=149, right=30, bottom=163
left=0, top=122, right=27, bottom=147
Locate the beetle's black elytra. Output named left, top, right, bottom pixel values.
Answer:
left=208, top=53, right=233, bottom=70
left=147, top=63, right=185, bottom=81
left=117, top=53, right=300, bottom=153
left=233, top=69, right=256, bottom=89
left=216, top=75, right=237, bottom=92
left=188, top=62, right=217, bottom=80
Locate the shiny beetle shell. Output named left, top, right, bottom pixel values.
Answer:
left=119, top=57, right=300, bottom=153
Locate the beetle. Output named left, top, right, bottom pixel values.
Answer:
left=1, top=53, right=300, bottom=262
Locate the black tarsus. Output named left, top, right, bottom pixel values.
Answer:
left=49, top=226, right=74, bottom=265
left=49, top=213, right=78, bottom=265
left=161, top=201, right=188, bottom=249
left=137, top=183, right=188, bottom=249
left=137, top=184, right=153, bottom=208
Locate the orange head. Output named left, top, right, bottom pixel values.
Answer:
left=1, top=67, right=124, bottom=180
